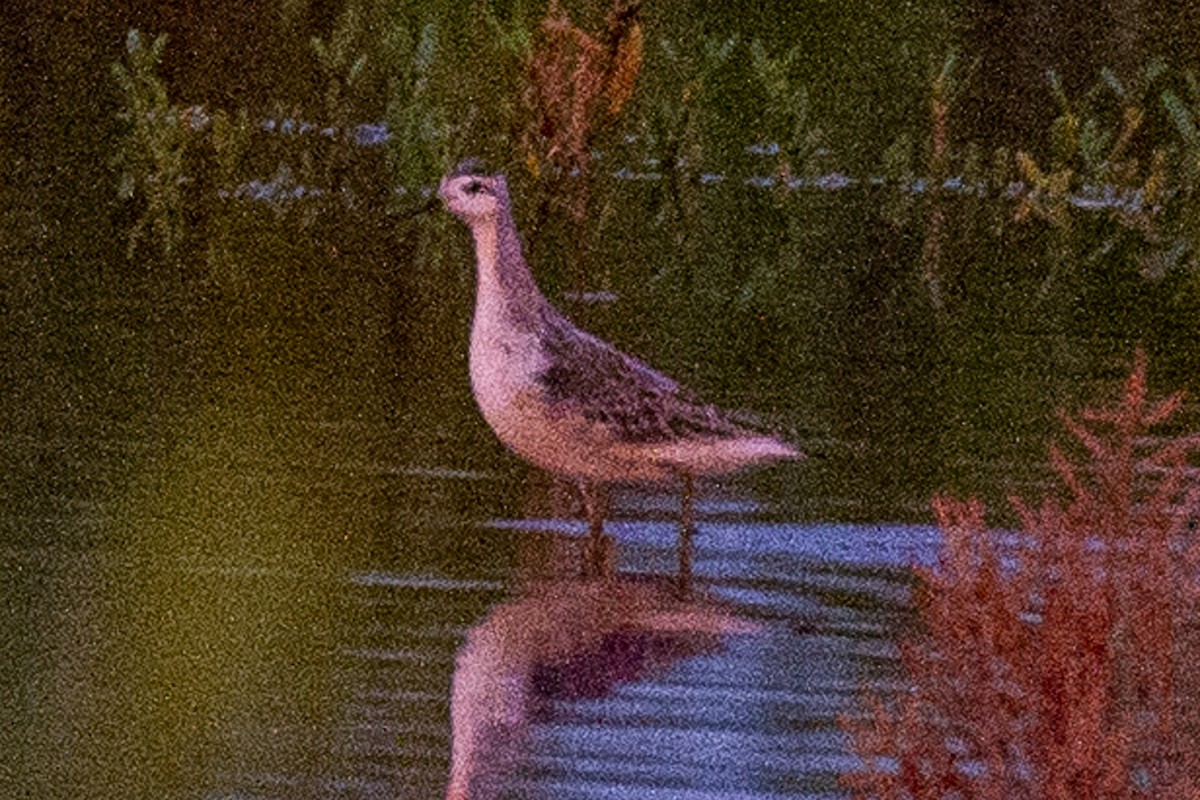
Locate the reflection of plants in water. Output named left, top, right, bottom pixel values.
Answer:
left=511, top=0, right=645, bottom=300
left=736, top=36, right=825, bottom=318
left=311, top=3, right=370, bottom=128
left=873, top=52, right=977, bottom=310
left=107, top=6, right=1200, bottom=321
left=1009, top=64, right=1168, bottom=297
left=113, top=30, right=256, bottom=277
left=111, top=30, right=197, bottom=261
left=641, top=35, right=732, bottom=172
left=308, top=1, right=372, bottom=197
left=1144, top=72, right=1200, bottom=281
left=210, top=109, right=253, bottom=191
left=749, top=39, right=823, bottom=183
left=841, top=352, right=1200, bottom=800
left=866, top=57, right=1200, bottom=311
left=921, top=52, right=968, bottom=309
left=204, top=108, right=254, bottom=280
left=642, top=34, right=737, bottom=281
left=383, top=21, right=451, bottom=195
left=1012, top=67, right=1171, bottom=267
left=1012, top=67, right=1153, bottom=229
left=0, top=61, right=8, bottom=154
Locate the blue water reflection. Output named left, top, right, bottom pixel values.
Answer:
left=2, top=461, right=935, bottom=800
left=225, top=493, right=929, bottom=799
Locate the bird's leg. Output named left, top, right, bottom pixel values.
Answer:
left=579, top=480, right=608, bottom=579
left=678, top=472, right=696, bottom=599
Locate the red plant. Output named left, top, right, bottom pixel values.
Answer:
left=516, top=0, right=643, bottom=306
left=842, top=350, right=1200, bottom=800
left=522, top=0, right=643, bottom=192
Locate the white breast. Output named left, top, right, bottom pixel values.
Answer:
left=469, top=331, right=540, bottom=418
left=468, top=286, right=544, bottom=426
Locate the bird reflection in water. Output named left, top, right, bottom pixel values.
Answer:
left=445, top=577, right=759, bottom=800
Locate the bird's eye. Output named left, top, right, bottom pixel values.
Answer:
left=464, top=180, right=485, bottom=195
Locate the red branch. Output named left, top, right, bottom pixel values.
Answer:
left=842, top=350, right=1200, bottom=800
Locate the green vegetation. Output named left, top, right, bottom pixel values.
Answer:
left=103, top=0, right=1200, bottom=407
left=107, top=4, right=1200, bottom=275
left=111, top=30, right=194, bottom=261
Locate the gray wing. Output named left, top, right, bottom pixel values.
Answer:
left=536, top=312, right=745, bottom=444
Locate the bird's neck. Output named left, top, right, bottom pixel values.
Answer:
left=469, top=212, right=544, bottom=321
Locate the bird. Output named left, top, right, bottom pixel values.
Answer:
left=437, top=163, right=801, bottom=594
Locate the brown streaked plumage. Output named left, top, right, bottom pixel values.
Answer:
left=438, top=165, right=801, bottom=593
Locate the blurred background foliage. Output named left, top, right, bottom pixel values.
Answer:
left=5, top=0, right=1200, bottom=515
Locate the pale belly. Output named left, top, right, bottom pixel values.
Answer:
left=469, top=334, right=670, bottom=483
left=466, top=316, right=796, bottom=483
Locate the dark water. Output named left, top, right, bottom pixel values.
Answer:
left=0, top=211, right=1173, bottom=800
left=2, top=471, right=928, bottom=800
left=15, top=91, right=1200, bottom=791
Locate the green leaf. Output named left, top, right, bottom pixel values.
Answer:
left=1141, top=58, right=1167, bottom=87
left=705, top=35, right=737, bottom=66
left=936, top=50, right=957, bottom=92
left=1186, top=69, right=1200, bottom=104
left=1162, top=89, right=1199, bottom=145
left=149, top=32, right=167, bottom=62
left=1078, top=119, right=1110, bottom=170
left=1099, top=67, right=1126, bottom=100
left=348, top=54, right=368, bottom=85
left=311, top=36, right=329, bottom=64
left=1047, top=69, right=1069, bottom=111
left=882, top=133, right=914, bottom=181
left=415, top=22, right=438, bottom=77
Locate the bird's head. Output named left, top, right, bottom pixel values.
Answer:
left=438, top=164, right=509, bottom=225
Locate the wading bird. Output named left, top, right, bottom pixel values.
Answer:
left=438, top=164, right=800, bottom=593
